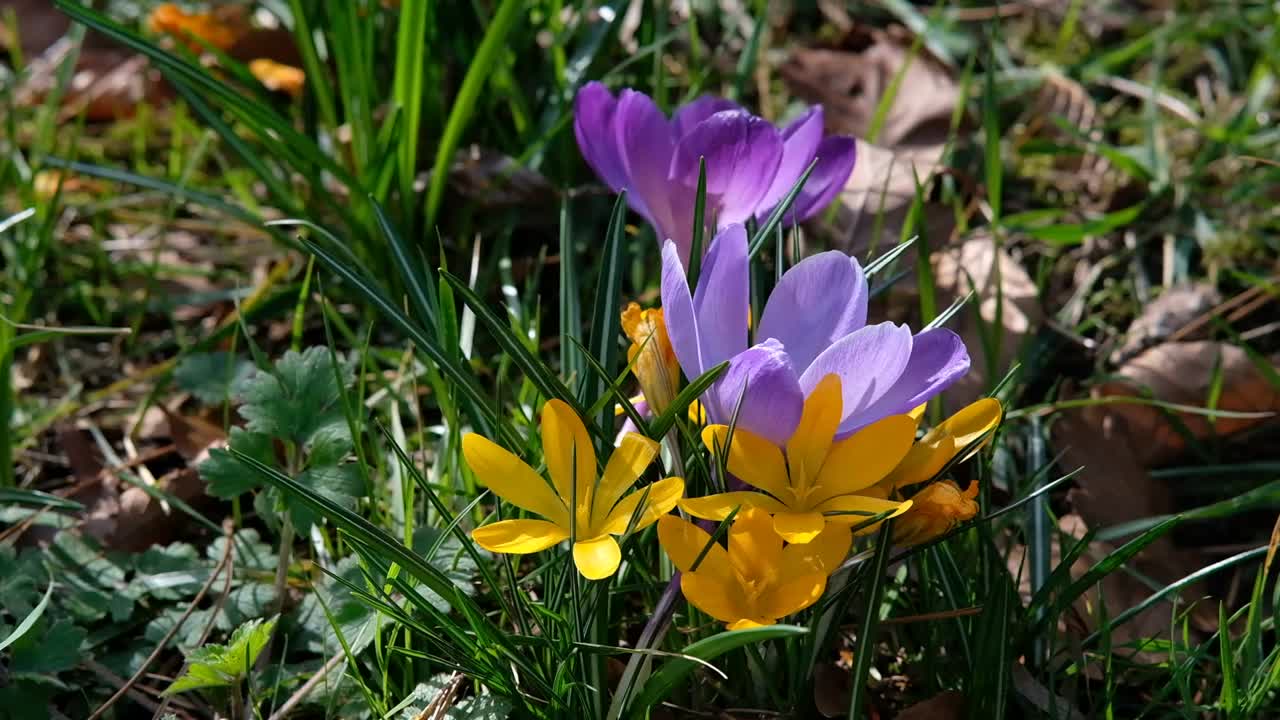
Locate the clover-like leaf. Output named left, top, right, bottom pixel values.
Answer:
left=167, top=615, right=278, bottom=695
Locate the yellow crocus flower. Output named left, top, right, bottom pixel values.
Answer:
left=680, top=374, right=913, bottom=543
left=891, top=480, right=980, bottom=546
left=462, top=400, right=684, bottom=580
left=658, top=508, right=851, bottom=630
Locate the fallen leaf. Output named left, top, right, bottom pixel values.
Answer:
left=1095, top=341, right=1280, bottom=466
left=147, top=3, right=249, bottom=52
left=813, top=662, right=851, bottom=717
left=249, top=58, right=305, bottom=97
left=781, top=26, right=959, bottom=160
left=932, top=232, right=1044, bottom=407
left=1113, top=283, right=1221, bottom=364
left=447, top=145, right=559, bottom=212
left=895, top=690, right=964, bottom=720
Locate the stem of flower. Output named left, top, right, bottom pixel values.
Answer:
left=847, top=521, right=894, bottom=719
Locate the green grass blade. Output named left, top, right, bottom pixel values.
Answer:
left=424, top=0, right=524, bottom=232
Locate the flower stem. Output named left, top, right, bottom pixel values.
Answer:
left=847, top=521, right=894, bottom=719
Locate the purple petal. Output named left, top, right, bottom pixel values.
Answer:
left=841, top=328, right=970, bottom=433
left=615, top=398, right=651, bottom=446
left=754, top=107, right=826, bottom=214
left=799, top=322, right=913, bottom=429
left=672, top=95, right=746, bottom=136
left=693, top=224, right=749, bottom=369
left=574, top=82, right=630, bottom=193
left=792, top=135, right=857, bottom=221
left=614, top=90, right=678, bottom=241
left=661, top=240, right=704, bottom=378
left=756, top=251, right=869, bottom=372
left=707, top=340, right=804, bottom=446
left=670, top=110, right=784, bottom=225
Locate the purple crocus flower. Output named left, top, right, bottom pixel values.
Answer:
left=661, top=224, right=970, bottom=446
left=574, top=82, right=857, bottom=264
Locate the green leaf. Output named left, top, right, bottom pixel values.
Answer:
left=167, top=615, right=278, bottom=694
left=235, top=347, right=353, bottom=445
left=8, top=619, right=86, bottom=674
left=174, top=352, right=253, bottom=406
left=626, top=625, right=808, bottom=716
left=290, top=464, right=363, bottom=532
left=0, top=573, right=52, bottom=653
left=200, top=429, right=275, bottom=499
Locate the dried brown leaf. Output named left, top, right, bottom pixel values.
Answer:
left=895, top=691, right=964, bottom=720
left=1096, top=341, right=1280, bottom=466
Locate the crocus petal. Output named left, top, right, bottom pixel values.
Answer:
left=472, top=519, right=568, bottom=554
left=671, top=110, right=784, bottom=224
left=681, top=571, right=751, bottom=625
left=706, top=340, right=804, bottom=446
left=841, top=328, right=969, bottom=432
left=660, top=240, right=703, bottom=377
left=614, top=90, right=680, bottom=242
left=814, top=495, right=912, bottom=527
left=692, top=224, right=749, bottom=369
left=781, top=523, right=852, bottom=578
left=614, top=398, right=651, bottom=446
left=772, top=511, right=826, bottom=544
left=573, top=82, right=630, bottom=193
left=758, top=571, right=826, bottom=619
left=462, top=434, right=567, bottom=525
left=946, top=398, right=1004, bottom=463
left=701, top=424, right=792, bottom=503
left=786, top=374, right=842, bottom=492
left=754, top=106, right=826, bottom=214
left=601, top=476, right=685, bottom=535
left=790, top=135, right=857, bottom=221
left=877, top=431, right=956, bottom=494
left=541, top=399, right=596, bottom=508
left=800, top=322, right=913, bottom=431
left=728, top=508, right=783, bottom=581
left=756, top=252, right=869, bottom=372
left=658, top=515, right=732, bottom=583
left=680, top=491, right=788, bottom=521
left=573, top=535, right=623, bottom=580
left=812, top=414, right=916, bottom=501
left=672, top=95, right=745, bottom=136
left=593, top=433, right=659, bottom=522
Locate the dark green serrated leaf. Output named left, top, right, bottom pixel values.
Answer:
left=174, top=352, right=254, bottom=405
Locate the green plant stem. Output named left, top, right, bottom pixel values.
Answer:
left=848, top=522, right=894, bottom=719
left=0, top=342, right=13, bottom=488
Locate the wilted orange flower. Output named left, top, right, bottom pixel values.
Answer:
left=249, top=59, right=305, bottom=98
left=621, top=303, right=680, bottom=415
left=891, top=480, right=979, bottom=546
left=147, top=4, right=247, bottom=51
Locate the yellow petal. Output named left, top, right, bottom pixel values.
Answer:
left=943, top=398, right=1003, bottom=463
left=541, top=399, right=597, bottom=510
left=572, top=535, right=622, bottom=580
left=781, top=523, right=852, bottom=579
left=702, top=425, right=793, bottom=503
left=601, top=477, right=684, bottom=535
left=728, top=508, right=782, bottom=583
left=786, top=374, right=842, bottom=493
left=771, top=511, right=826, bottom=544
left=892, top=480, right=980, bottom=546
left=679, top=491, right=787, bottom=521
left=908, top=403, right=927, bottom=424
left=680, top=571, right=751, bottom=626
left=592, top=432, right=659, bottom=523
left=462, top=434, right=567, bottom=525
left=811, top=414, right=916, bottom=502
left=621, top=304, right=680, bottom=414
left=758, top=571, right=826, bottom=619
left=879, top=431, right=956, bottom=492
left=657, top=515, right=732, bottom=582
left=814, top=495, right=912, bottom=527
left=471, top=519, right=568, bottom=554
left=727, top=618, right=770, bottom=631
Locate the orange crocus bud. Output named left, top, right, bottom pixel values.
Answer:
left=620, top=303, right=680, bottom=415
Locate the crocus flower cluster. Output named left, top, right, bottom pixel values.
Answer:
left=661, top=224, right=970, bottom=447
left=574, top=83, right=856, bottom=264
left=457, top=87, right=1002, bottom=634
